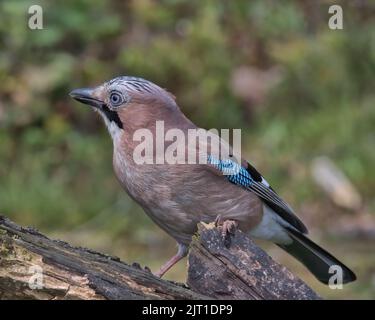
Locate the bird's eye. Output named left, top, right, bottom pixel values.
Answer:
left=109, top=92, right=123, bottom=107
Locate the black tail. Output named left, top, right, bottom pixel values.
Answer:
left=278, top=227, right=356, bottom=284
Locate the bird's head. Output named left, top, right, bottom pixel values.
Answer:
left=69, top=76, right=177, bottom=138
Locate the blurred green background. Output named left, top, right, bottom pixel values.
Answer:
left=0, top=0, right=374, bottom=299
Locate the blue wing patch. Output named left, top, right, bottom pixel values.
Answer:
left=207, top=155, right=254, bottom=187
left=207, top=155, right=308, bottom=234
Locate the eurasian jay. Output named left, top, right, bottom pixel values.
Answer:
left=70, top=76, right=356, bottom=284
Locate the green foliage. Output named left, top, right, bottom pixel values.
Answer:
left=0, top=0, right=374, bottom=297
left=1, top=0, right=374, bottom=225
left=0, top=0, right=373, bottom=220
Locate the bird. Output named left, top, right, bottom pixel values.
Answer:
left=70, top=76, right=356, bottom=284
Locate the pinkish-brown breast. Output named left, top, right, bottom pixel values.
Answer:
left=111, top=101, right=263, bottom=245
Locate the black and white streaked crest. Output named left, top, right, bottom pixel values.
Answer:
left=107, top=76, right=162, bottom=95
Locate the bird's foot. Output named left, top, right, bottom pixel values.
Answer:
left=214, top=215, right=238, bottom=247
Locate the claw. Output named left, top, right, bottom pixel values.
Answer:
left=214, top=216, right=238, bottom=247
left=221, top=220, right=238, bottom=237
left=214, top=214, right=223, bottom=227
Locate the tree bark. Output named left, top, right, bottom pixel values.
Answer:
left=187, top=223, right=320, bottom=300
left=0, top=216, right=320, bottom=300
left=0, top=216, right=208, bottom=300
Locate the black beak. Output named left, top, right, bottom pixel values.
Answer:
left=69, top=88, right=104, bottom=109
left=69, top=87, right=124, bottom=129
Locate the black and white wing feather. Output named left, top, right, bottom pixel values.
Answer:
left=207, top=156, right=308, bottom=234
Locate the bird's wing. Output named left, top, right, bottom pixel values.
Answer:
left=206, top=155, right=308, bottom=234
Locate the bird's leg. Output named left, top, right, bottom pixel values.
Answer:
left=155, top=244, right=188, bottom=278
left=214, top=215, right=238, bottom=247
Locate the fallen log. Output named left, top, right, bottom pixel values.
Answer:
left=0, top=216, right=319, bottom=300
left=0, top=216, right=208, bottom=300
left=187, top=223, right=320, bottom=300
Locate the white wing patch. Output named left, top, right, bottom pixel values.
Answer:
left=261, top=177, right=270, bottom=187
left=249, top=205, right=292, bottom=245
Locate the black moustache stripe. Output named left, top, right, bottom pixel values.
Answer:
left=102, top=105, right=123, bottom=129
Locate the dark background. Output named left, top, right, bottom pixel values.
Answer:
left=0, top=0, right=374, bottom=298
